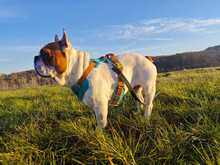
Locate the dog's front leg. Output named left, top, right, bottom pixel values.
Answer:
left=93, top=100, right=108, bottom=128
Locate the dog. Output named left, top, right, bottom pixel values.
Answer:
left=34, top=32, right=157, bottom=128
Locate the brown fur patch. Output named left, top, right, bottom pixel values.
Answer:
left=40, top=42, right=67, bottom=74
left=145, top=56, right=154, bottom=62
left=133, top=85, right=142, bottom=91
left=54, top=50, right=67, bottom=74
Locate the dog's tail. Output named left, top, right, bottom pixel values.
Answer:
left=145, top=56, right=155, bottom=63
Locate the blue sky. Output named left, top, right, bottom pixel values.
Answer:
left=1, top=0, right=220, bottom=73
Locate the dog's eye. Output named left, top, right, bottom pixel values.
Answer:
left=40, top=50, right=53, bottom=66
left=47, top=56, right=54, bottom=66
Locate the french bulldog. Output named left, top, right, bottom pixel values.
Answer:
left=34, top=32, right=157, bottom=128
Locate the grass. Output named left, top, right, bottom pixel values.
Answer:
left=0, top=67, right=220, bottom=164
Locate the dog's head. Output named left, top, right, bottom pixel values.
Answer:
left=34, top=32, right=72, bottom=78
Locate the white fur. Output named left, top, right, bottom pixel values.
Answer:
left=47, top=36, right=157, bottom=128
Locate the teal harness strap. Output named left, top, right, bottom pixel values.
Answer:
left=71, top=57, right=107, bottom=100
left=71, top=79, right=89, bottom=100
left=90, top=57, right=108, bottom=66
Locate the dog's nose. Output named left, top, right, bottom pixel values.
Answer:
left=34, top=55, right=40, bottom=66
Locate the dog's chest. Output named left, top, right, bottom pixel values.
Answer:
left=81, top=64, right=117, bottom=105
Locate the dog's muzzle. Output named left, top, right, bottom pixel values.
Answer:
left=34, top=55, right=52, bottom=78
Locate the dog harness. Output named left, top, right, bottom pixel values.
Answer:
left=71, top=53, right=146, bottom=106
left=71, top=54, right=126, bottom=106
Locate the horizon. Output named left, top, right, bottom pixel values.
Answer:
left=1, top=0, right=220, bottom=73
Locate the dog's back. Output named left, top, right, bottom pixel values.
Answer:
left=118, top=53, right=157, bottom=85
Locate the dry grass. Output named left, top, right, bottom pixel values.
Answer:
left=0, top=67, right=220, bottom=164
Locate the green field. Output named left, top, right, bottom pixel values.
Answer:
left=0, top=67, right=220, bottom=164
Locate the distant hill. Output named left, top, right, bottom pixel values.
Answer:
left=0, top=70, right=55, bottom=90
left=154, top=45, right=220, bottom=72
left=0, top=45, right=220, bottom=90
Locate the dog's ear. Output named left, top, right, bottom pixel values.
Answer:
left=54, top=34, right=59, bottom=42
left=61, top=31, right=72, bottom=49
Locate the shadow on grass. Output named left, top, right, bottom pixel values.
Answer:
left=0, top=110, right=30, bottom=135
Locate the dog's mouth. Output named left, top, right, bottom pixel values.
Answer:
left=34, top=56, right=53, bottom=78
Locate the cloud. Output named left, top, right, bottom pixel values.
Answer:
left=103, top=18, right=220, bottom=40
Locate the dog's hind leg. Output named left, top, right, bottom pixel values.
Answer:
left=93, top=101, right=108, bottom=128
left=133, top=85, right=144, bottom=112
left=143, top=82, right=156, bottom=119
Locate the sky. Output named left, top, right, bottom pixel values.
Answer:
left=1, top=0, right=220, bottom=73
